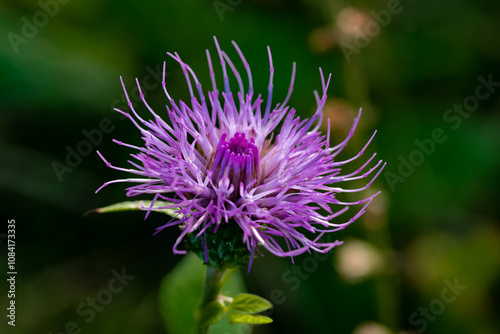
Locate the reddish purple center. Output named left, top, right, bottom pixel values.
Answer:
left=211, top=132, right=259, bottom=191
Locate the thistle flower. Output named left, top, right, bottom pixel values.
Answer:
left=96, top=37, right=385, bottom=269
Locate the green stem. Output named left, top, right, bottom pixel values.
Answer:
left=197, top=266, right=237, bottom=334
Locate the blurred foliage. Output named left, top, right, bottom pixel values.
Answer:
left=159, top=253, right=249, bottom=334
left=1, top=0, right=499, bottom=333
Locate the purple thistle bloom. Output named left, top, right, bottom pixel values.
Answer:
left=96, top=37, right=385, bottom=268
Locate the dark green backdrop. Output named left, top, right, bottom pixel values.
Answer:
left=1, top=0, right=499, bottom=333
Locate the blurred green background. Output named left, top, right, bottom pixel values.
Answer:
left=1, top=0, right=500, bottom=333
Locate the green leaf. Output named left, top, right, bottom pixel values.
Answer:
left=198, top=301, right=226, bottom=328
left=229, top=293, right=273, bottom=314
left=159, top=253, right=251, bottom=334
left=158, top=253, right=203, bottom=334
left=85, top=200, right=180, bottom=218
left=228, top=313, right=273, bottom=324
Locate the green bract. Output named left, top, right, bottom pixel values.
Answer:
left=186, top=221, right=253, bottom=270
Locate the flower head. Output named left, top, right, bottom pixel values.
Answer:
left=97, top=37, right=385, bottom=269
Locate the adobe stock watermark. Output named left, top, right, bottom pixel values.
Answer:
left=409, top=277, right=467, bottom=333
left=48, top=267, right=135, bottom=334
left=7, top=0, right=72, bottom=54
left=51, top=63, right=167, bottom=183
left=265, top=234, right=339, bottom=310
left=220, top=324, right=252, bottom=334
left=340, top=0, right=410, bottom=64
left=384, top=74, right=499, bottom=192
left=212, top=0, right=244, bottom=21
